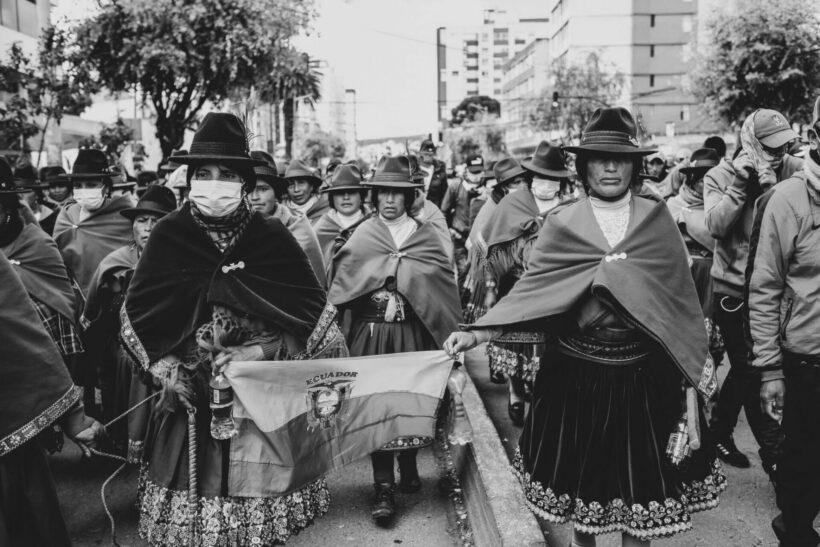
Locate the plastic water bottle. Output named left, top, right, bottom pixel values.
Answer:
left=209, top=371, right=238, bottom=440
left=447, top=367, right=473, bottom=445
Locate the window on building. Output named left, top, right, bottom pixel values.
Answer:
left=467, top=90, right=478, bottom=96
left=494, top=89, right=501, bottom=95
left=1, top=0, right=19, bottom=31
left=439, top=69, right=447, bottom=82
left=650, top=45, right=655, bottom=57
left=515, top=38, right=526, bottom=45
left=682, top=15, right=693, bottom=32
left=467, top=78, right=479, bottom=83
left=452, top=70, right=459, bottom=76
left=649, top=75, right=655, bottom=87
left=650, top=14, right=655, bottom=27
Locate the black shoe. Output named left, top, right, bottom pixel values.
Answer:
left=399, top=474, right=421, bottom=493
left=508, top=401, right=525, bottom=426
left=372, top=482, right=395, bottom=523
left=489, top=369, right=506, bottom=384
left=715, top=438, right=751, bottom=468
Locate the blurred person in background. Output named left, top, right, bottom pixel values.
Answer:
left=417, top=138, right=448, bottom=208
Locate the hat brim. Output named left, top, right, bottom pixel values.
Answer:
left=15, top=181, right=49, bottom=190
left=284, top=175, right=323, bottom=188
left=120, top=206, right=174, bottom=221
left=759, top=129, right=800, bottom=149
left=495, top=165, right=528, bottom=184
left=521, top=160, right=571, bottom=178
left=58, top=173, right=115, bottom=182
left=563, top=144, right=657, bottom=156
left=365, top=180, right=423, bottom=189
left=174, top=155, right=267, bottom=168
left=320, top=185, right=367, bottom=193
left=679, top=164, right=718, bottom=176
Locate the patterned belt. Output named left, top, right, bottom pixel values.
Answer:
left=557, top=332, right=651, bottom=365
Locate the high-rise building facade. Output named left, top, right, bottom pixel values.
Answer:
left=436, top=9, right=548, bottom=125
left=547, top=0, right=717, bottom=135
left=0, top=0, right=50, bottom=56
left=501, top=37, right=550, bottom=154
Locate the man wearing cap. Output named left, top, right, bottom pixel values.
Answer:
left=749, top=96, right=820, bottom=547
left=417, top=139, right=448, bottom=208
left=705, top=108, right=798, bottom=475
left=249, top=150, right=327, bottom=286
left=81, top=185, right=177, bottom=454
left=283, top=159, right=331, bottom=224
left=645, top=152, right=668, bottom=181
left=441, top=153, right=484, bottom=290
left=52, top=149, right=135, bottom=295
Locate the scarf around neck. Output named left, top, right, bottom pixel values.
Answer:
left=740, top=112, right=778, bottom=185
left=190, top=199, right=252, bottom=253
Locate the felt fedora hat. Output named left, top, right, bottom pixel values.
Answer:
left=159, top=149, right=188, bottom=173
left=0, top=157, right=25, bottom=194
left=523, top=141, right=571, bottom=178
left=174, top=113, right=265, bottom=168
left=13, top=164, right=47, bottom=190
left=679, top=148, right=721, bottom=176
left=284, top=158, right=323, bottom=188
left=250, top=150, right=288, bottom=197
left=59, top=149, right=116, bottom=182
left=366, top=156, right=422, bottom=188
left=493, top=157, right=528, bottom=185
left=120, top=184, right=177, bottom=221
left=321, top=163, right=366, bottom=193
left=39, top=165, right=67, bottom=186
left=563, top=107, right=656, bottom=156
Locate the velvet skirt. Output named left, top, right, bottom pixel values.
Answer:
left=513, top=343, right=726, bottom=540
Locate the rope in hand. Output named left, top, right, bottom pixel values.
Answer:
left=70, top=390, right=161, bottom=547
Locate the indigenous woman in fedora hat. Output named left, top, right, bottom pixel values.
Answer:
left=120, top=112, right=348, bottom=546
left=283, top=158, right=331, bottom=224
left=249, top=150, right=327, bottom=286
left=14, top=163, right=58, bottom=234
left=327, top=155, right=461, bottom=525
left=0, top=157, right=83, bottom=368
left=81, top=185, right=177, bottom=455
left=313, top=162, right=371, bottom=266
left=446, top=107, right=725, bottom=546
left=482, top=145, right=576, bottom=426
left=52, top=148, right=135, bottom=294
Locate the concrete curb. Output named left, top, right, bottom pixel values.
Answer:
left=451, top=370, right=546, bottom=546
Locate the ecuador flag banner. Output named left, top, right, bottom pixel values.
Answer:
left=224, top=350, right=453, bottom=497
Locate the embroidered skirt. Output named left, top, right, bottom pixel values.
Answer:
left=513, top=342, right=726, bottom=540
left=487, top=332, right=546, bottom=383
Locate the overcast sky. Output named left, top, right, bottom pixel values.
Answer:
left=54, top=0, right=545, bottom=140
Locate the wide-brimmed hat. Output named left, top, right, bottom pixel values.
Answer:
left=159, top=149, right=188, bottom=173
left=283, top=158, right=323, bottom=188
left=250, top=150, right=287, bottom=196
left=59, top=149, right=117, bottom=183
left=39, top=165, right=67, bottom=186
left=523, top=141, right=572, bottom=178
left=137, top=171, right=159, bottom=187
left=120, top=184, right=177, bottom=221
left=679, top=148, right=721, bottom=176
left=493, top=157, right=528, bottom=185
left=0, top=157, right=24, bottom=195
left=173, top=113, right=265, bottom=169
left=13, top=164, right=47, bottom=190
left=321, top=164, right=366, bottom=193
left=563, top=107, right=656, bottom=156
left=366, top=156, right=422, bottom=189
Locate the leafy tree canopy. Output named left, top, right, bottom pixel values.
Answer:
left=70, top=0, right=315, bottom=159
left=300, top=129, right=344, bottom=167
left=450, top=95, right=501, bottom=126
left=692, top=0, right=820, bottom=126
left=530, top=52, right=624, bottom=139
left=78, top=118, right=135, bottom=164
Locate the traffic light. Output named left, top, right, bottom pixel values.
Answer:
left=551, top=91, right=559, bottom=109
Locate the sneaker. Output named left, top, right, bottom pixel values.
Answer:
left=371, top=482, right=395, bottom=523
left=715, top=438, right=751, bottom=468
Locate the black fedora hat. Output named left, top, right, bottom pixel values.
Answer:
left=523, top=142, right=571, bottom=178
left=321, top=164, right=366, bottom=193
left=14, top=164, right=47, bottom=190
left=366, top=156, right=422, bottom=189
left=137, top=170, right=159, bottom=186
left=39, top=165, right=67, bottom=186
left=250, top=150, right=287, bottom=196
left=120, top=184, right=177, bottom=221
left=159, top=149, right=188, bottom=173
left=493, top=157, right=528, bottom=185
left=563, top=107, right=656, bottom=156
left=174, top=113, right=265, bottom=168
left=60, top=149, right=116, bottom=182
left=0, top=157, right=24, bottom=195
left=679, top=148, right=721, bottom=176
left=284, top=159, right=323, bottom=188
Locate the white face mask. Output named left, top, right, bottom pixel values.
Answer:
left=189, top=180, right=244, bottom=217
left=74, top=188, right=106, bottom=211
left=532, top=179, right=560, bottom=201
